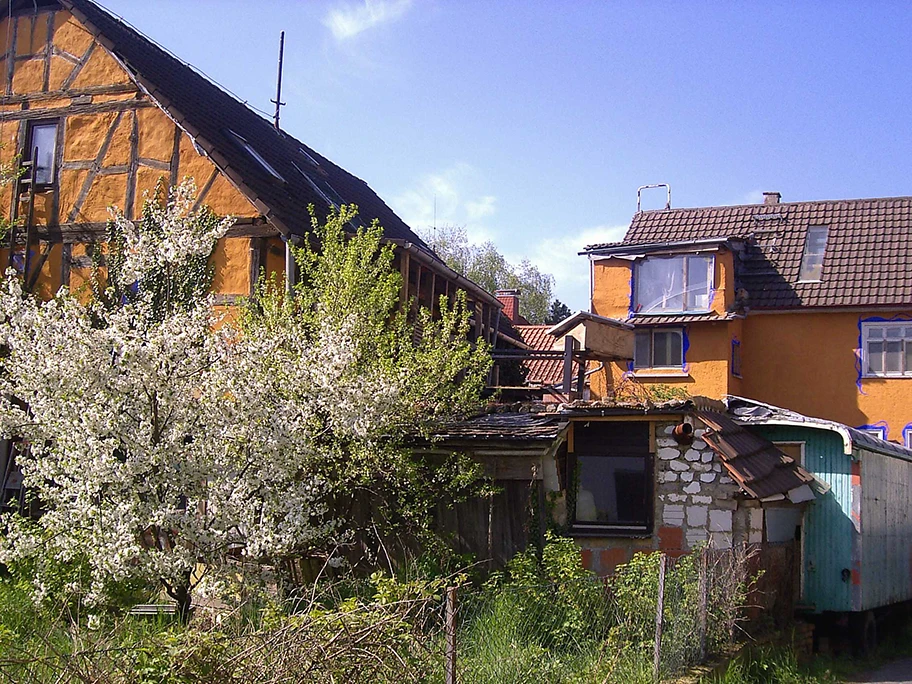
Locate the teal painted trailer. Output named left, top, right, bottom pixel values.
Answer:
left=733, top=399, right=912, bottom=617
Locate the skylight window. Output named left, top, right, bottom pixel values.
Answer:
left=798, top=226, right=828, bottom=282
left=226, top=130, right=284, bottom=182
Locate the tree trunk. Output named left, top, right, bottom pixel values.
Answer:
left=163, top=573, right=193, bottom=624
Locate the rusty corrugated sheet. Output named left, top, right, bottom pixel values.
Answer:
left=698, top=410, right=816, bottom=500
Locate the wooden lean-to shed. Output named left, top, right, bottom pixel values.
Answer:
left=729, top=396, right=912, bottom=629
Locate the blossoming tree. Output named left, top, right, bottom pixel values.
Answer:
left=0, top=184, right=490, bottom=620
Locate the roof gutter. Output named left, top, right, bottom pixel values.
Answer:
left=581, top=236, right=741, bottom=258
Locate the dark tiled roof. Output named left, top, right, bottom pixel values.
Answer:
left=588, top=197, right=912, bottom=310
left=434, top=413, right=568, bottom=441
left=62, top=0, right=433, bottom=252
left=698, top=410, right=816, bottom=501
left=515, top=325, right=563, bottom=386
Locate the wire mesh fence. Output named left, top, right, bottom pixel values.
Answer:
left=443, top=544, right=757, bottom=683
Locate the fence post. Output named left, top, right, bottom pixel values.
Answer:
left=446, top=585, right=457, bottom=684
left=698, top=547, right=708, bottom=662
left=653, top=553, right=667, bottom=681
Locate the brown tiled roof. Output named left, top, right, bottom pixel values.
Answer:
left=61, top=0, right=434, bottom=252
left=587, top=197, right=912, bottom=310
left=515, top=325, right=563, bottom=386
left=698, top=410, right=816, bottom=500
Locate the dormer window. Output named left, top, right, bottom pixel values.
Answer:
left=798, top=226, right=828, bottom=282
left=634, top=255, right=713, bottom=314
left=226, top=130, right=284, bottom=182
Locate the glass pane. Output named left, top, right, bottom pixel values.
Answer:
left=867, top=327, right=884, bottom=340
left=806, top=226, right=829, bottom=253
left=30, top=124, right=57, bottom=185
left=799, top=253, right=823, bottom=281
left=886, top=327, right=902, bottom=339
left=636, top=257, right=684, bottom=313
left=576, top=454, right=647, bottom=525
left=653, top=331, right=682, bottom=366
left=906, top=341, right=912, bottom=375
left=885, top=340, right=902, bottom=372
left=685, top=256, right=711, bottom=310
left=868, top=341, right=883, bottom=374
left=634, top=331, right=651, bottom=368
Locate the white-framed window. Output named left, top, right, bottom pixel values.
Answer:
left=857, top=425, right=888, bottom=441
left=903, top=427, right=912, bottom=449
left=862, top=322, right=912, bottom=377
left=634, top=329, right=684, bottom=369
left=798, top=226, right=829, bottom=282
left=634, top=255, right=713, bottom=314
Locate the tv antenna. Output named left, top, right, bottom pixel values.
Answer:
left=271, top=31, right=286, bottom=130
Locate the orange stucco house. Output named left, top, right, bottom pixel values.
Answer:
left=583, top=192, right=912, bottom=445
left=0, top=0, right=506, bottom=342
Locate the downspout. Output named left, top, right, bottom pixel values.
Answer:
left=284, top=234, right=297, bottom=295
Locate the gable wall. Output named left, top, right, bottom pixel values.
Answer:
left=0, top=8, right=278, bottom=301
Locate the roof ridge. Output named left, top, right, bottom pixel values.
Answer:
left=637, top=194, right=912, bottom=215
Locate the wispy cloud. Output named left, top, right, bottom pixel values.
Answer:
left=390, top=163, right=498, bottom=242
left=512, top=224, right=629, bottom=312
left=324, top=0, right=413, bottom=41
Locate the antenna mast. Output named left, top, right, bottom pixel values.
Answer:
left=271, top=31, right=286, bottom=130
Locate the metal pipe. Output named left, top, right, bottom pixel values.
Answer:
left=636, top=183, right=671, bottom=212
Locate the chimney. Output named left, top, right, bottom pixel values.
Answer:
left=763, top=191, right=781, bottom=205
left=496, top=289, right=521, bottom=323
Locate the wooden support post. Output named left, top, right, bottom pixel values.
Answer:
left=445, top=586, right=457, bottom=684
left=248, top=237, right=263, bottom=297
left=563, top=336, right=578, bottom=398
left=698, top=548, right=708, bottom=662
left=654, top=553, right=667, bottom=681
left=576, top=356, right=586, bottom=399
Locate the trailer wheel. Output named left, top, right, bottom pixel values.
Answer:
left=852, top=610, right=877, bottom=657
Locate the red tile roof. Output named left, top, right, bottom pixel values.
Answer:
left=586, top=196, right=912, bottom=310
left=515, top=325, right=563, bottom=386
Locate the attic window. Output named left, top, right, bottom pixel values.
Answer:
left=798, top=226, right=828, bottom=282
left=227, top=130, right=284, bottom=182
left=299, top=147, right=320, bottom=167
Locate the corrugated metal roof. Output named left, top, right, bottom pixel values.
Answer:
left=698, top=410, right=817, bottom=500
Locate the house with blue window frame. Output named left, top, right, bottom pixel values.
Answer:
left=581, top=191, right=912, bottom=446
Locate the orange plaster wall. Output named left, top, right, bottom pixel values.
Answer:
left=210, top=237, right=251, bottom=295
left=591, top=322, right=738, bottom=400
left=591, top=258, right=632, bottom=319
left=740, top=311, right=912, bottom=442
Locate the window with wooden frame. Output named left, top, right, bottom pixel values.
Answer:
left=23, top=120, right=59, bottom=189
left=862, top=321, right=912, bottom=377
left=634, top=328, right=684, bottom=369
left=568, top=421, right=652, bottom=534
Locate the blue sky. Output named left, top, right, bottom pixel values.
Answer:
left=101, top=0, right=912, bottom=312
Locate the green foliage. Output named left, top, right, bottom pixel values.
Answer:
left=240, top=205, right=492, bottom=560
left=419, top=225, right=555, bottom=323
left=546, top=299, right=572, bottom=325
left=100, top=180, right=219, bottom=317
